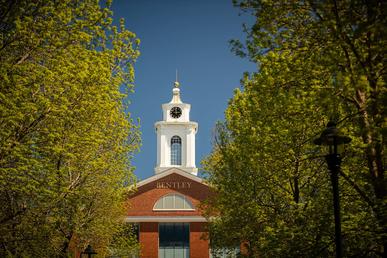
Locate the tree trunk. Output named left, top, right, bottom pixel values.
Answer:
left=356, top=88, right=386, bottom=256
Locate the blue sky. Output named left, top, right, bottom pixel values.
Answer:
left=112, top=0, right=256, bottom=180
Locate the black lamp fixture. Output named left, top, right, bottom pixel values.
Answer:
left=314, top=121, right=351, bottom=258
left=82, top=244, right=97, bottom=258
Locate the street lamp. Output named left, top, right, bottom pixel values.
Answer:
left=314, top=121, right=351, bottom=258
left=81, top=244, right=97, bottom=258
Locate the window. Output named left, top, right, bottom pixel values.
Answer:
left=159, top=223, right=189, bottom=258
left=153, top=193, right=194, bottom=210
left=171, top=136, right=182, bottom=165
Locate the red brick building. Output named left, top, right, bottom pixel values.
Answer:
left=127, top=168, right=212, bottom=258
left=126, top=81, right=213, bottom=258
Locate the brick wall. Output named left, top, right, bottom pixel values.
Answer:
left=190, top=222, right=209, bottom=258
left=128, top=170, right=214, bottom=258
left=128, top=171, right=212, bottom=217
left=139, top=222, right=158, bottom=258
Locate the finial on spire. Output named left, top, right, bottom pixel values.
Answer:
left=174, top=69, right=180, bottom=88
left=171, top=70, right=182, bottom=103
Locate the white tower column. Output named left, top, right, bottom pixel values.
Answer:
left=154, top=81, right=198, bottom=175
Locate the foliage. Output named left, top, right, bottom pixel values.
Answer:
left=0, top=0, right=140, bottom=257
left=204, top=0, right=385, bottom=257
left=106, top=223, right=140, bottom=258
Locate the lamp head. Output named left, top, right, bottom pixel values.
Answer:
left=314, top=121, right=351, bottom=146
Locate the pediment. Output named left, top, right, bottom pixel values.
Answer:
left=137, top=168, right=206, bottom=188
left=131, top=168, right=210, bottom=201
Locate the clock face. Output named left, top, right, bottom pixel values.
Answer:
left=170, top=107, right=182, bottom=118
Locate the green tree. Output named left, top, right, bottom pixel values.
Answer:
left=107, top=223, right=140, bottom=258
left=204, top=0, right=385, bottom=257
left=0, top=0, right=140, bottom=257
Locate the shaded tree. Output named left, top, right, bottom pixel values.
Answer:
left=204, top=0, right=385, bottom=257
left=0, top=0, right=140, bottom=256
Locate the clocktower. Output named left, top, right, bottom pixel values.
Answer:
left=154, top=81, right=198, bottom=175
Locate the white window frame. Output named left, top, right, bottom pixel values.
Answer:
left=171, top=135, right=182, bottom=165
left=153, top=193, right=195, bottom=211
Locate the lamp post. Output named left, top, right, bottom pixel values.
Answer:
left=81, top=244, right=97, bottom=258
left=314, top=121, right=351, bottom=258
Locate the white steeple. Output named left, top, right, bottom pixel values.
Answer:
left=154, top=80, right=198, bottom=175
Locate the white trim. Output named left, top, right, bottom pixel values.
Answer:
left=155, top=121, right=198, bottom=127
left=153, top=209, right=195, bottom=211
left=124, top=216, right=207, bottom=222
left=136, top=168, right=205, bottom=188
left=153, top=193, right=195, bottom=211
